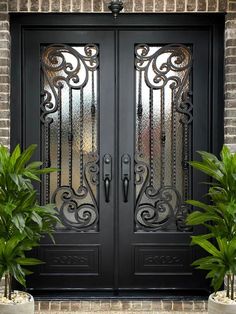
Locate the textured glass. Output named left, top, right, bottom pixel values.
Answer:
left=41, top=45, right=99, bottom=232
left=135, top=44, right=192, bottom=232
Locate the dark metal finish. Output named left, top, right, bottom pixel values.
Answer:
left=103, top=154, right=112, bottom=202
left=134, top=44, right=193, bottom=232
left=41, top=44, right=100, bottom=232
left=108, top=0, right=123, bottom=18
left=51, top=153, right=99, bottom=232
left=10, top=13, right=224, bottom=295
left=121, top=154, right=131, bottom=202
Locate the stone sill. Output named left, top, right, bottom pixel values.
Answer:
left=35, top=299, right=208, bottom=312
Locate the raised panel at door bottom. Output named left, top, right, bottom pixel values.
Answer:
left=134, top=245, right=192, bottom=275
left=39, top=245, right=100, bottom=275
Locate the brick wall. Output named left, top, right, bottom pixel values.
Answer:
left=0, top=0, right=236, bottom=150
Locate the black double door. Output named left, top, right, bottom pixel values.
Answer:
left=12, top=14, right=224, bottom=294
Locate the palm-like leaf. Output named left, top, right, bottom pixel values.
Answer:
left=186, top=145, right=236, bottom=296
left=0, top=144, right=58, bottom=296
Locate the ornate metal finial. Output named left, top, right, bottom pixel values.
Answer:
left=108, top=0, right=124, bottom=18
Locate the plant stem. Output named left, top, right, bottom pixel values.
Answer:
left=231, top=274, right=235, bottom=301
left=8, top=274, right=12, bottom=300
left=227, top=274, right=230, bottom=298
left=4, top=273, right=8, bottom=298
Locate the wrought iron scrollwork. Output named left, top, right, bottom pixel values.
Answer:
left=135, top=156, right=191, bottom=231
left=135, top=44, right=193, bottom=124
left=134, top=44, right=193, bottom=232
left=52, top=153, right=99, bottom=232
left=41, top=44, right=99, bottom=232
left=41, top=44, right=99, bottom=122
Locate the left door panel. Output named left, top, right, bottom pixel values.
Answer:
left=22, top=29, right=115, bottom=290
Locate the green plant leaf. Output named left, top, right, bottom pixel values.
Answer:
left=191, top=237, right=221, bottom=257
left=12, top=213, right=26, bottom=232
left=34, top=167, right=59, bottom=174
left=16, top=257, right=44, bottom=266
left=24, top=171, right=41, bottom=182
left=31, top=211, right=42, bottom=229
left=15, top=144, right=37, bottom=173
left=186, top=211, right=221, bottom=225
left=189, top=161, right=223, bottom=181
left=10, top=145, right=21, bottom=169
left=26, top=161, right=43, bottom=169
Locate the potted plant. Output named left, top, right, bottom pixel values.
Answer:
left=186, top=145, right=236, bottom=314
left=0, top=144, right=58, bottom=314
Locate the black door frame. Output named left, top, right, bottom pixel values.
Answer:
left=10, top=13, right=225, bottom=297
left=10, top=12, right=224, bottom=160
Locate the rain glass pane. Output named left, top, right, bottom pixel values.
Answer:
left=134, top=44, right=193, bottom=232
left=41, top=44, right=99, bottom=232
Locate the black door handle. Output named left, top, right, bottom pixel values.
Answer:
left=104, top=177, right=110, bottom=203
left=121, top=154, right=131, bottom=203
left=123, top=177, right=129, bottom=203
left=103, top=154, right=112, bottom=203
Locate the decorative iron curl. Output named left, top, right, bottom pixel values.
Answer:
left=135, top=157, right=190, bottom=231
left=175, top=205, right=193, bottom=232
left=40, top=44, right=99, bottom=123
left=40, top=89, right=57, bottom=124
left=135, top=43, right=193, bottom=124
left=51, top=153, right=99, bottom=232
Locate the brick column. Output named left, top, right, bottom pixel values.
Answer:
left=0, top=0, right=10, bottom=147
left=225, top=9, right=236, bottom=150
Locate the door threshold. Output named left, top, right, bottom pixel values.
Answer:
left=30, top=289, right=209, bottom=301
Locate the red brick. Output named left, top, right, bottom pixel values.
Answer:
left=155, top=0, right=164, bottom=11
left=219, top=0, right=227, bottom=11
left=0, top=3, right=7, bottom=11
left=0, top=85, right=9, bottom=93
left=50, top=301, right=60, bottom=311
left=0, top=102, right=9, bottom=110
left=134, top=0, right=143, bottom=12
left=165, top=0, right=175, bottom=11
left=229, top=2, right=236, bottom=12
left=145, top=0, right=153, bottom=12
left=187, top=0, right=196, bottom=11
left=62, top=0, right=71, bottom=11
left=83, top=0, right=92, bottom=11
left=162, top=301, right=172, bottom=310
left=208, top=0, right=217, bottom=11
left=51, top=0, right=60, bottom=11
left=71, top=302, right=81, bottom=311
left=198, top=0, right=206, bottom=11
left=41, top=0, right=50, bottom=11
left=39, top=301, right=49, bottom=311
left=0, top=137, right=9, bottom=146
left=103, top=0, right=109, bottom=12
left=60, top=301, right=71, bottom=311
left=72, top=0, right=81, bottom=12
left=0, top=128, right=9, bottom=137
left=19, top=0, right=29, bottom=11
left=176, top=0, right=185, bottom=11
left=173, top=301, right=183, bottom=311
left=30, top=0, right=39, bottom=11
left=183, top=300, right=194, bottom=310
left=124, top=0, right=133, bottom=12
left=93, top=0, right=103, bottom=12
left=225, top=109, right=236, bottom=118
left=8, top=0, right=17, bottom=11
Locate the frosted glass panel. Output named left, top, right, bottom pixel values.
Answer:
left=41, top=44, right=99, bottom=232
left=134, top=44, right=193, bottom=232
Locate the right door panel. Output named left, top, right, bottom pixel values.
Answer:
left=118, top=29, right=212, bottom=290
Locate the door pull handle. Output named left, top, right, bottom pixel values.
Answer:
left=103, top=154, right=112, bottom=203
left=123, top=177, right=129, bottom=203
left=121, top=154, right=131, bottom=203
left=104, top=177, right=110, bottom=203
